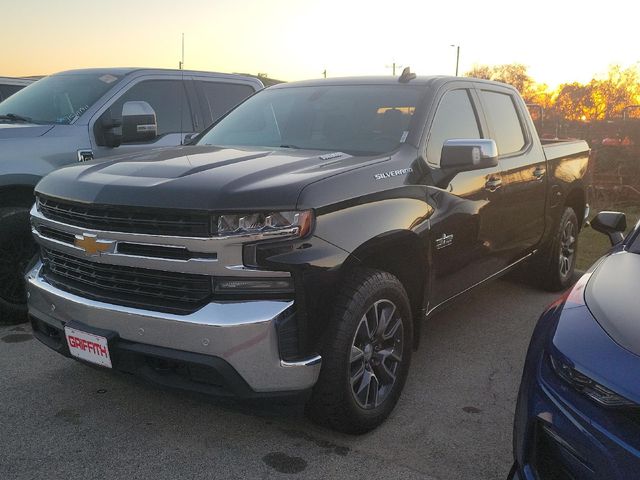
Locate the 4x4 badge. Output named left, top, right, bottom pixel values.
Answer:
left=435, top=233, right=454, bottom=250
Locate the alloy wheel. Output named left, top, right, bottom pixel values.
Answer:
left=349, top=299, right=404, bottom=409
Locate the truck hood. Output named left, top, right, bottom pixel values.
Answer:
left=35, top=145, right=388, bottom=211
left=0, top=123, right=55, bottom=139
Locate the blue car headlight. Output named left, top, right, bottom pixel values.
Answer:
left=549, top=355, right=636, bottom=408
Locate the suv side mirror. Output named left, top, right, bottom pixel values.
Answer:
left=591, top=211, right=627, bottom=246
left=121, top=101, right=157, bottom=143
left=440, top=139, right=499, bottom=171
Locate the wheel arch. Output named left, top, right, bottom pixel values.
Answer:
left=0, top=183, right=38, bottom=209
left=564, top=186, right=586, bottom=229
left=343, top=230, right=428, bottom=349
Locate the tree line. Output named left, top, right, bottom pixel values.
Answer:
left=465, top=64, right=640, bottom=122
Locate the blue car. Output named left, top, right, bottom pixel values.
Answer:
left=510, top=211, right=640, bottom=480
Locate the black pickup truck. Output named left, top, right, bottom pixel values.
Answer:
left=27, top=73, right=589, bottom=433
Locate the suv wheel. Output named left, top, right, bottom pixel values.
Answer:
left=0, top=207, right=38, bottom=324
left=306, top=268, right=413, bottom=434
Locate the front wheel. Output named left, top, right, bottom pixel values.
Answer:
left=306, top=268, right=413, bottom=434
left=0, top=207, right=38, bottom=325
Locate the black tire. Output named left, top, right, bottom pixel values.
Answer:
left=535, top=207, right=579, bottom=292
left=306, top=268, right=413, bottom=434
left=0, top=207, right=38, bottom=325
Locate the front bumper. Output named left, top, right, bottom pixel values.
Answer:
left=27, top=262, right=321, bottom=395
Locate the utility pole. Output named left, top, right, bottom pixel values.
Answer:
left=385, top=61, right=403, bottom=76
left=450, top=45, right=460, bottom=76
left=179, top=33, right=185, bottom=70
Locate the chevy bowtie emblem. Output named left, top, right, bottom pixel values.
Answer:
left=74, top=233, right=114, bottom=256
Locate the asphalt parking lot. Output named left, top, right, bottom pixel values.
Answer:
left=0, top=275, right=568, bottom=480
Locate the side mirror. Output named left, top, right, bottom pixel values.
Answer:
left=183, top=132, right=198, bottom=145
left=591, top=211, right=627, bottom=246
left=101, top=111, right=123, bottom=148
left=440, top=139, right=499, bottom=171
left=121, top=101, right=157, bottom=143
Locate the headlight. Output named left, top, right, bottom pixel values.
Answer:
left=217, top=210, right=313, bottom=238
left=550, top=355, right=636, bottom=408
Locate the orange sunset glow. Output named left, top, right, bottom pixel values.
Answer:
left=2, top=0, right=639, bottom=90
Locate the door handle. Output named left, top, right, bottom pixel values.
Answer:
left=533, top=166, right=546, bottom=180
left=485, top=176, right=502, bottom=192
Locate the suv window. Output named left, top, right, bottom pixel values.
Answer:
left=109, top=80, right=193, bottom=138
left=426, top=89, right=481, bottom=166
left=197, top=81, right=255, bottom=125
left=480, top=90, right=526, bottom=155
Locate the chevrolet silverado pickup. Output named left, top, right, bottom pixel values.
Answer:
left=27, top=72, right=590, bottom=433
left=0, top=68, right=263, bottom=323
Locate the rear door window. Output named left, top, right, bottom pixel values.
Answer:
left=196, top=81, right=255, bottom=126
left=479, top=90, right=526, bottom=155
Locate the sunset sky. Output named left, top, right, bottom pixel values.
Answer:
left=3, top=0, right=639, bottom=87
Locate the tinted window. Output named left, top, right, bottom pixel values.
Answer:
left=197, top=81, right=255, bottom=124
left=480, top=90, right=526, bottom=155
left=0, top=73, right=122, bottom=124
left=0, top=84, right=24, bottom=101
left=109, top=80, right=193, bottom=138
left=198, top=85, right=423, bottom=156
left=426, top=89, right=480, bottom=166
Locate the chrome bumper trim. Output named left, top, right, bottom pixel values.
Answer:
left=27, top=262, right=320, bottom=392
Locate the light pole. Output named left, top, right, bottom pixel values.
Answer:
left=450, top=45, right=460, bottom=76
left=386, top=61, right=403, bottom=76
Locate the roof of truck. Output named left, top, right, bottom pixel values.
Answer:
left=269, top=75, right=515, bottom=91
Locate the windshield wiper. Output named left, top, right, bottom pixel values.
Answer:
left=0, top=113, right=35, bottom=123
left=279, top=144, right=301, bottom=149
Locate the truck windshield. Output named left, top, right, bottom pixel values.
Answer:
left=0, top=73, right=122, bottom=125
left=197, top=85, right=424, bottom=156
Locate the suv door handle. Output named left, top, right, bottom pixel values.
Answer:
left=485, top=176, right=502, bottom=192
left=533, top=166, right=546, bottom=180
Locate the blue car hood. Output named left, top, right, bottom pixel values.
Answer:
left=585, top=251, right=640, bottom=357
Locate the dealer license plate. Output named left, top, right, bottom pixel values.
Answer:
left=64, top=326, right=112, bottom=368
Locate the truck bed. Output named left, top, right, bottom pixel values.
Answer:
left=542, top=139, right=590, bottom=162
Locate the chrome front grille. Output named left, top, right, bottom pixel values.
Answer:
left=40, top=247, right=212, bottom=314
left=31, top=197, right=290, bottom=278
left=37, top=195, right=212, bottom=237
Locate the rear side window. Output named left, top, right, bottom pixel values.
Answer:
left=109, top=80, right=193, bottom=137
left=197, top=81, right=255, bottom=125
left=426, top=89, right=481, bottom=166
left=480, top=90, right=526, bottom=155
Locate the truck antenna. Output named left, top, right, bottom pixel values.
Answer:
left=179, top=33, right=185, bottom=144
left=398, top=66, right=416, bottom=83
